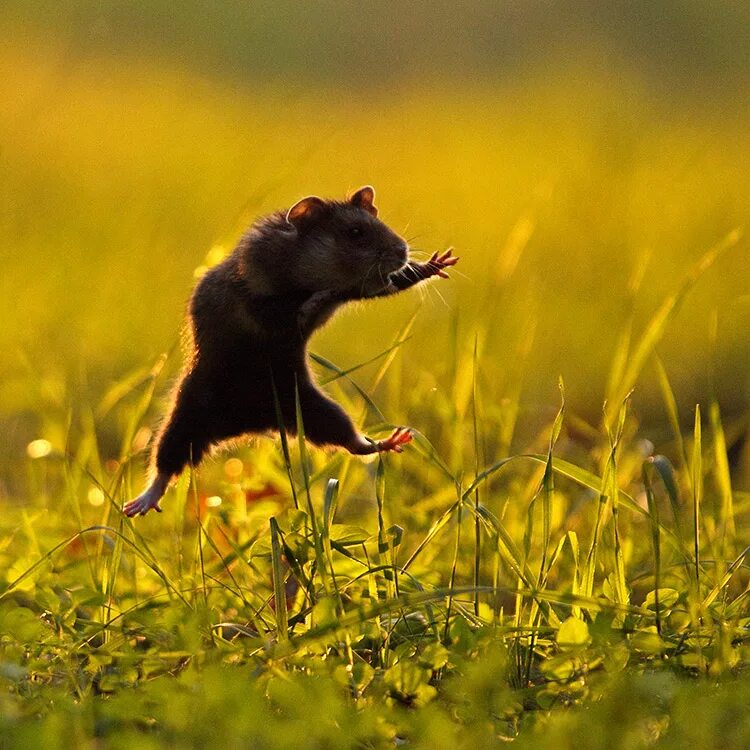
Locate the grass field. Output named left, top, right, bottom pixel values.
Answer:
left=2, top=5, right=750, bottom=748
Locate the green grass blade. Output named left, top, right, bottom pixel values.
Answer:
left=608, top=228, right=742, bottom=420
left=472, top=335, right=482, bottom=618
left=540, top=379, right=566, bottom=584
left=654, top=356, right=689, bottom=475
left=294, top=382, right=330, bottom=599
left=270, top=517, right=289, bottom=641
left=642, top=459, right=663, bottom=634
left=309, top=352, right=386, bottom=423
left=271, top=374, right=299, bottom=510
left=316, top=328, right=414, bottom=387
left=95, top=353, right=168, bottom=421
left=709, top=399, right=735, bottom=558
left=701, top=544, right=750, bottom=611
left=367, top=309, right=419, bottom=392
left=692, top=404, right=702, bottom=590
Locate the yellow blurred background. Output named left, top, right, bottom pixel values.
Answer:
left=1, top=1, right=749, bottom=478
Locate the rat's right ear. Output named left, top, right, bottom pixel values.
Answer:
left=349, top=186, right=378, bottom=217
left=286, top=196, right=326, bottom=228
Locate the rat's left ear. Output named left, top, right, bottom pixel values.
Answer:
left=349, top=186, right=378, bottom=217
left=286, top=195, right=326, bottom=227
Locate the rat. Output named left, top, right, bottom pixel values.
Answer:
left=124, top=186, right=457, bottom=517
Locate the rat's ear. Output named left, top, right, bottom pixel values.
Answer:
left=349, top=186, right=378, bottom=217
left=286, top=196, right=326, bottom=227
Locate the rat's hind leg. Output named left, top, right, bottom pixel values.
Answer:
left=124, top=373, right=213, bottom=517
left=300, top=388, right=412, bottom=455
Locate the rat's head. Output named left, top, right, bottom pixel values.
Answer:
left=285, top=186, right=408, bottom=294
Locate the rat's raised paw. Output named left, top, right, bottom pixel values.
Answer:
left=426, top=248, right=459, bottom=279
left=376, top=426, right=413, bottom=453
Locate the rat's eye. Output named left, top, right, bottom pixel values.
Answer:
left=348, top=225, right=363, bottom=239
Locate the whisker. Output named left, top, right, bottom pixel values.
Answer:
left=448, top=268, right=472, bottom=283
left=377, top=264, right=388, bottom=290
left=430, top=283, right=449, bottom=309
left=405, top=232, right=426, bottom=244
left=359, top=261, right=379, bottom=297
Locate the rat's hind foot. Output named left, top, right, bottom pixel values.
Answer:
left=123, top=473, right=170, bottom=517
left=123, top=487, right=163, bottom=517
left=376, top=427, right=413, bottom=453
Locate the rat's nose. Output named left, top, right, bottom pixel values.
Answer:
left=395, top=239, right=408, bottom=262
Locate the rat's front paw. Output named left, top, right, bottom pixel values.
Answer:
left=376, top=427, right=413, bottom=453
left=426, top=248, right=459, bottom=279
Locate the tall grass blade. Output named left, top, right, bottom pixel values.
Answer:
left=472, top=335, right=482, bottom=617
left=540, top=379, right=565, bottom=585
left=271, top=374, right=299, bottom=510
left=642, top=459, right=663, bottom=634
left=403, top=498, right=461, bottom=572
left=270, top=517, right=289, bottom=641
left=654, top=357, right=689, bottom=474
left=191, top=464, right=210, bottom=610
left=368, top=309, right=419, bottom=392
left=444, top=485, right=464, bottom=643
left=607, top=228, right=742, bottom=420
left=96, top=353, right=168, bottom=421
left=309, top=353, right=386, bottom=423
left=701, top=544, right=750, bottom=610
left=409, top=429, right=458, bottom=485
left=609, top=400, right=630, bottom=606
left=583, top=395, right=630, bottom=605
left=692, top=405, right=702, bottom=591
left=316, top=327, right=413, bottom=387
left=294, top=382, right=329, bottom=599
left=709, top=399, right=735, bottom=559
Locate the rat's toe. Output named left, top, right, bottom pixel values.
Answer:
left=123, top=491, right=161, bottom=517
left=377, top=427, right=413, bottom=453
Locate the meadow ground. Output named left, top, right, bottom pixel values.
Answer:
left=2, top=6, right=750, bottom=748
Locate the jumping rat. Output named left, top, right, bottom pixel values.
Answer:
left=124, top=186, right=457, bottom=516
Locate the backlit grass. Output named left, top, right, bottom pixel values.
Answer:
left=3, top=249, right=750, bottom=746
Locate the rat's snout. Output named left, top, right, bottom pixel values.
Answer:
left=381, top=239, right=408, bottom=275
left=393, top=238, right=409, bottom=265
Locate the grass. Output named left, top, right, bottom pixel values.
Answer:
left=2, top=23, right=750, bottom=750
left=3, top=250, right=750, bottom=747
